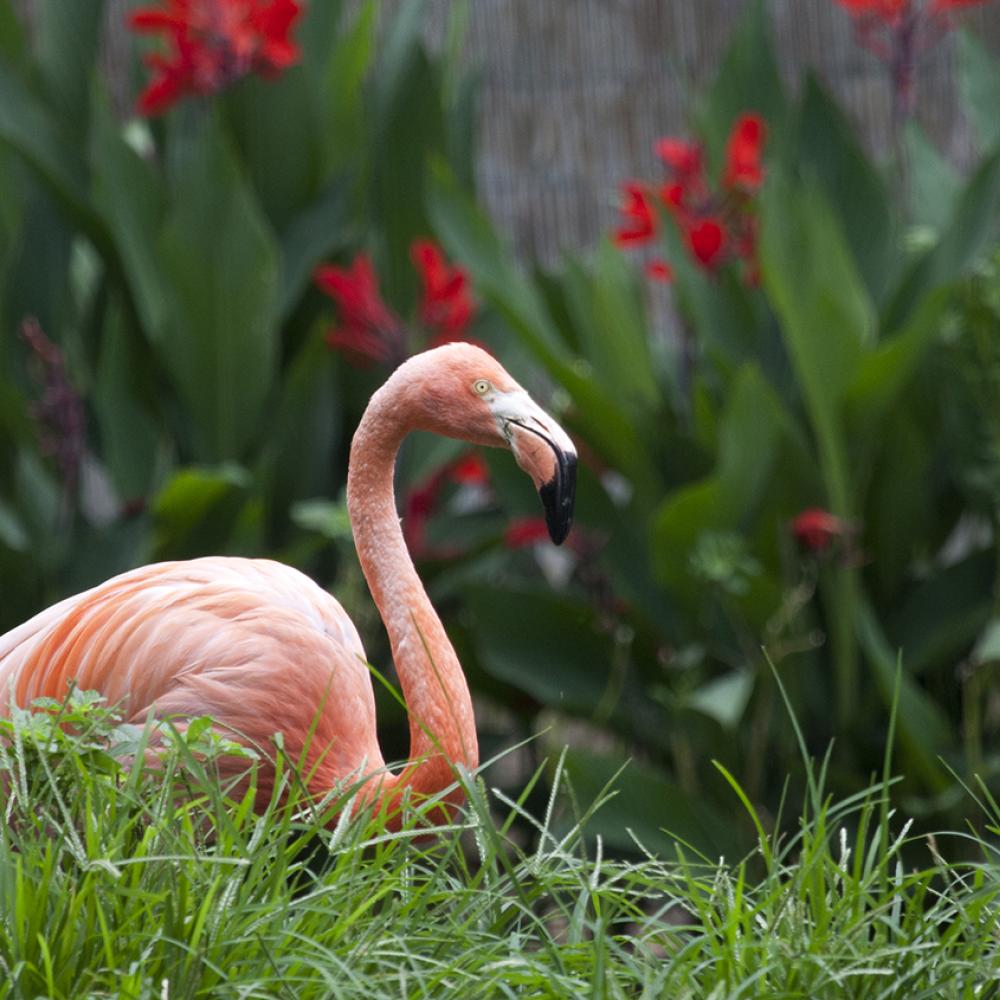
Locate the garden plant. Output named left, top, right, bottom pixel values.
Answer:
left=1, top=0, right=1000, bottom=992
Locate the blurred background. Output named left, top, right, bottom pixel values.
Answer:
left=2, top=0, right=1000, bottom=860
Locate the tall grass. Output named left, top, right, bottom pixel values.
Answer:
left=1, top=689, right=998, bottom=999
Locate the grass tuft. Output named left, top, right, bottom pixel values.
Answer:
left=1, top=689, right=998, bottom=998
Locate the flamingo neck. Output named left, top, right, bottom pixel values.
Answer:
left=346, top=379, right=478, bottom=814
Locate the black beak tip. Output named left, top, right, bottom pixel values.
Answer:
left=539, top=452, right=577, bottom=546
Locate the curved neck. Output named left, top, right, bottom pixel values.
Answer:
left=346, top=380, right=478, bottom=813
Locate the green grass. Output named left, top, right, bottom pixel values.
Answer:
left=1, top=690, right=999, bottom=999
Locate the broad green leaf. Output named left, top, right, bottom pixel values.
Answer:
left=224, top=68, right=321, bottom=230
left=885, top=148, right=1000, bottom=332
left=0, top=0, right=25, bottom=68
left=971, top=619, right=1000, bottom=667
left=856, top=595, right=951, bottom=792
left=844, top=290, right=946, bottom=447
left=92, top=293, right=162, bottom=500
left=156, top=116, right=280, bottom=461
left=697, top=0, right=788, bottom=165
left=0, top=64, right=94, bottom=233
left=261, top=334, right=340, bottom=534
left=297, top=0, right=344, bottom=73
left=152, top=464, right=252, bottom=559
left=275, top=176, right=358, bottom=324
left=560, top=241, right=659, bottom=416
left=958, top=29, right=1000, bottom=153
left=370, top=0, right=445, bottom=309
left=34, top=0, right=104, bottom=143
left=563, top=748, right=744, bottom=860
left=319, top=0, right=377, bottom=177
left=905, top=123, right=960, bottom=231
left=685, top=669, right=754, bottom=731
left=0, top=497, right=27, bottom=551
left=466, top=585, right=614, bottom=713
left=89, top=91, right=168, bottom=338
left=760, top=170, right=873, bottom=512
left=653, top=365, right=786, bottom=587
left=291, top=498, right=352, bottom=542
left=885, top=550, right=993, bottom=677
left=797, top=76, right=895, bottom=304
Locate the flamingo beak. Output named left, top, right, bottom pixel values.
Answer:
left=496, top=394, right=577, bottom=545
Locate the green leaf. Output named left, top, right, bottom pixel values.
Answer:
left=261, top=334, right=341, bottom=532
left=652, top=365, right=786, bottom=588
left=0, top=497, right=28, bottom=551
left=697, top=0, right=787, bottom=164
left=89, top=93, right=168, bottom=338
left=275, top=176, right=358, bottom=324
left=844, top=290, right=946, bottom=445
left=297, top=0, right=344, bottom=73
left=856, top=595, right=951, bottom=792
left=0, top=0, right=26, bottom=68
left=797, top=76, right=896, bottom=304
left=290, top=498, right=352, bottom=542
left=34, top=0, right=104, bottom=143
left=905, top=123, right=960, bottom=231
left=319, top=0, right=377, bottom=176
left=560, top=241, right=660, bottom=417
left=886, top=550, right=993, bottom=677
left=885, top=147, right=1000, bottom=332
left=92, top=293, right=163, bottom=500
left=563, top=748, right=744, bottom=860
left=156, top=115, right=280, bottom=461
left=957, top=29, right=1000, bottom=153
left=224, top=68, right=321, bottom=230
left=466, top=585, right=614, bottom=713
left=760, top=170, right=873, bottom=511
left=685, top=670, right=754, bottom=731
left=0, top=64, right=93, bottom=231
left=369, top=0, right=445, bottom=308
left=152, top=464, right=252, bottom=559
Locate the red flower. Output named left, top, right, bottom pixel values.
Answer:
left=791, top=508, right=850, bottom=554
left=449, top=452, right=490, bottom=486
left=686, top=218, right=727, bottom=269
left=129, top=0, right=302, bottom=116
left=411, top=240, right=476, bottom=343
left=613, top=182, right=658, bottom=247
left=645, top=259, right=674, bottom=283
left=314, top=255, right=406, bottom=367
left=654, top=138, right=703, bottom=184
left=836, top=0, right=907, bottom=20
left=724, top=114, right=768, bottom=192
left=504, top=517, right=552, bottom=550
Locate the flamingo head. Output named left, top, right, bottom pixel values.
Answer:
left=398, top=343, right=577, bottom=545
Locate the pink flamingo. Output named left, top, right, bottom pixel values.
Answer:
left=0, top=343, right=577, bottom=825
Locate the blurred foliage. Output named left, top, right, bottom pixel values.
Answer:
left=1, top=0, right=999, bottom=859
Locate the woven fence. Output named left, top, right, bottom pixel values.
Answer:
left=24, top=0, right=1000, bottom=261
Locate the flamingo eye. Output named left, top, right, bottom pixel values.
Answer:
left=472, top=379, right=492, bottom=396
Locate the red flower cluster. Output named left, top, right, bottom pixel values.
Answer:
left=791, top=507, right=852, bottom=555
left=314, top=240, right=476, bottom=368
left=834, top=0, right=991, bottom=120
left=614, top=113, right=767, bottom=284
left=129, top=0, right=302, bottom=116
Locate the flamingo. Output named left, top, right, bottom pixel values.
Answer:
left=0, top=343, right=577, bottom=824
